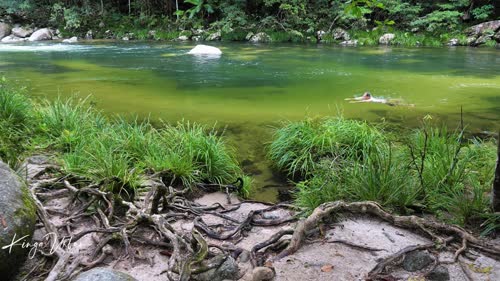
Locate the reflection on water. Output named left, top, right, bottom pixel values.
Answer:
left=0, top=42, right=499, bottom=201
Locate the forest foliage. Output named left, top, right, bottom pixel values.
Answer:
left=0, top=1, right=498, bottom=36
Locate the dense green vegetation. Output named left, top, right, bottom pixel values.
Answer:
left=1, top=1, right=498, bottom=45
left=0, top=79, right=250, bottom=196
left=268, top=116, right=498, bottom=232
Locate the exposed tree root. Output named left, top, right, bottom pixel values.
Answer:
left=272, top=201, right=500, bottom=278
left=23, top=162, right=500, bottom=281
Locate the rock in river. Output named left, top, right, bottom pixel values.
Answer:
left=28, top=28, right=53, bottom=41
left=1, top=35, right=26, bottom=43
left=188, top=44, right=222, bottom=55
left=12, top=26, right=33, bottom=38
left=63, top=36, right=78, bottom=43
left=73, top=268, right=138, bottom=281
left=0, top=161, right=37, bottom=278
left=379, top=33, right=395, bottom=45
left=250, top=32, right=272, bottom=43
left=0, top=22, right=11, bottom=39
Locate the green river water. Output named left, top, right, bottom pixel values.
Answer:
left=0, top=42, right=499, bottom=201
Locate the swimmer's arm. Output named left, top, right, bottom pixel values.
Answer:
left=348, top=100, right=371, bottom=103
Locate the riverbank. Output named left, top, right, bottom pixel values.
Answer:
left=2, top=0, right=500, bottom=48
left=1, top=25, right=500, bottom=48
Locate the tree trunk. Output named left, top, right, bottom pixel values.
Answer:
left=492, top=132, right=500, bottom=212
left=175, top=0, right=179, bottom=20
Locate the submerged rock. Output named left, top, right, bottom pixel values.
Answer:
left=379, top=33, right=395, bottom=45
left=0, top=22, right=11, bottom=39
left=62, top=36, right=78, bottom=43
left=73, top=268, right=138, bottom=281
left=28, top=28, right=53, bottom=41
left=402, top=250, right=434, bottom=271
left=187, top=44, right=222, bottom=55
left=0, top=161, right=37, bottom=278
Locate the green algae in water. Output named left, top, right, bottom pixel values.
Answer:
left=0, top=42, right=499, bottom=201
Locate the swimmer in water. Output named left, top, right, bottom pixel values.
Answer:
left=345, top=91, right=414, bottom=107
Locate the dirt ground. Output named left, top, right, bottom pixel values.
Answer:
left=14, top=157, right=500, bottom=281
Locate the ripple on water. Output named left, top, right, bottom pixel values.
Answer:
left=0, top=43, right=109, bottom=52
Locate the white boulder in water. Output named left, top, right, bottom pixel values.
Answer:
left=62, top=36, right=78, bottom=43
left=187, top=44, right=222, bottom=55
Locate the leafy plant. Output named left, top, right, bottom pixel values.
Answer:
left=185, top=0, right=214, bottom=19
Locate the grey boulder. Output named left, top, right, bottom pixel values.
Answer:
left=0, top=22, right=11, bottom=39
left=196, top=256, right=239, bottom=281
left=466, top=20, right=500, bottom=38
left=332, top=28, right=350, bottom=41
left=250, top=32, right=271, bottom=43
left=63, top=36, right=78, bottom=43
left=0, top=161, right=37, bottom=278
left=12, top=26, right=33, bottom=38
left=206, top=30, right=221, bottom=41
left=427, top=265, right=450, bottom=281
left=379, top=33, right=395, bottom=45
left=1, top=35, right=27, bottom=43
left=28, top=28, right=53, bottom=41
left=73, top=268, right=138, bottom=281
left=402, top=250, right=434, bottom=272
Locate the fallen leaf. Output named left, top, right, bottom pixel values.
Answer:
left=321, top=264, right=334, bottom=272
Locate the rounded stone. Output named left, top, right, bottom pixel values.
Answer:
left=402, top=250, right=434, bottom=272
left=73, top=268, right=138, bottom=281
left=252, top=267, right=275, bottom=281
left=0, top=161, right=37, bottom=278
left=427, top=265, right=450, bottom=281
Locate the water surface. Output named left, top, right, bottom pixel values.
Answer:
left=1, top=42, right=499, bottom=201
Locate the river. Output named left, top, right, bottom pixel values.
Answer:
left=1, top=41, right=499, bottom=201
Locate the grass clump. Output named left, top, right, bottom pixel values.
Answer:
left=270, top=116, right=497, bottom=229
left=0, top=79, right=33, bottom=165
left=268, top=116, right=384, bottom=178
left=35, top=96, right=105, bottom=152
left=143, top=122, right=242, bottom=188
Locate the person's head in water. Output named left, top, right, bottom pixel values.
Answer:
left=362, top=91, right=371, bottom=100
